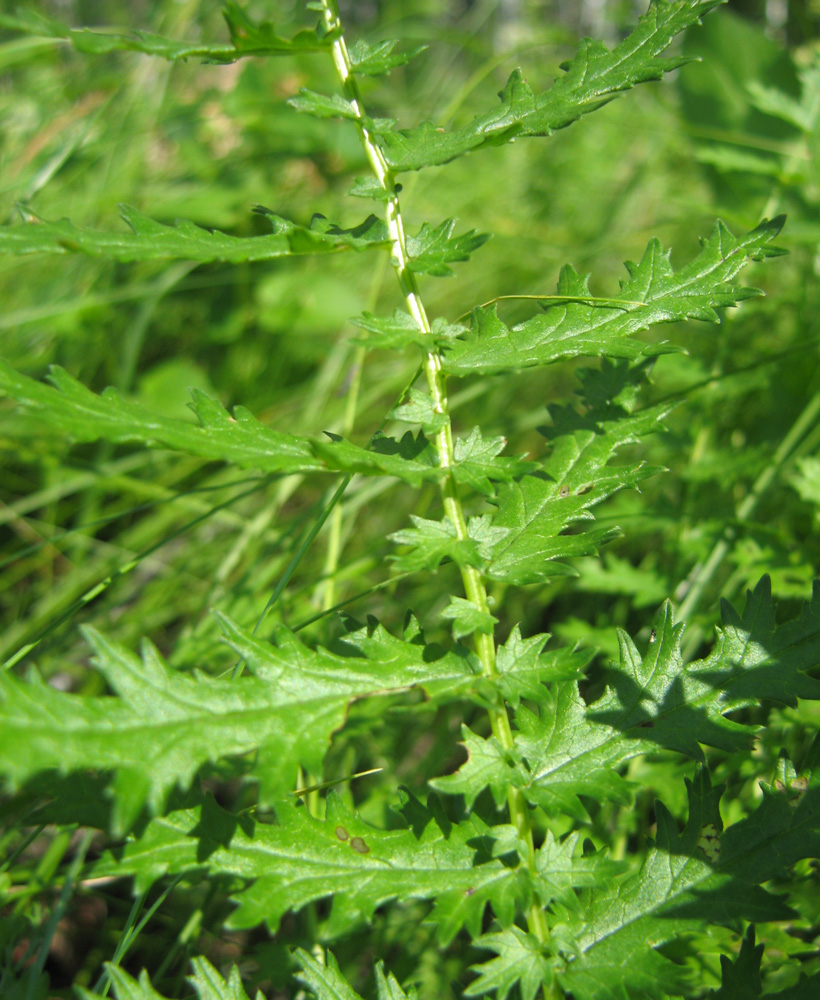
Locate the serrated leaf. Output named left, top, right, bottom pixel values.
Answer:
left=389, top=516, right=482, bottom=573
left=435, top=579, right=820, bottom=820
left=347, top=176, right=393, bottom=201
left=288, top=88, right=396, bottom=132
left=377, top=2, right=724, bottom=172
left=490, top=627, right=590, bottom=708
left=405, top=219, right=489, bottom=276
left=0, top=2, right=333, bottom=63
left=295, top=951, right=416, bottom=1000
left=707, top=925, right=820, bottom=1000
left=389, top=389, right=448, bottom=435
left=76, top=957, right=260, bottom=1000
left=466, top=927, right=554, bottom=1000
left=441, top=597, right=498, bottom=641
left=295, top=952, right=362, bottom=1000
left=553, top=769, right=820, bottom=1000
left=534, top=831, right=628, bottom=912
left=0, top=360, right=322, bottom=474
left=90, top=791, right=526, bottom=943
left=443, top=217, right=786, bottom=375
left=313, top=430, right=442, bottom=487
left=348, top=38, right=427, bottom=76
left=351, top=310, right=465, bottom=351
left=0, top=205, right=390, bottom=262
left=288, top=89, right=360, bottom=120
left=452, top=427, right=538, bottom=497
left=0, top=616, right=481, bottom=832
left=486, top=397, right=671, bottom=586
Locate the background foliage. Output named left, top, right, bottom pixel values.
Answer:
left=0, top=1, right=818, bottom=998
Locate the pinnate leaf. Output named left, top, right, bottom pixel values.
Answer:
left=0, top=2, right=333, bottom=62
left=486, top=395, right=671, bottom=586
left=0, top=205, right=390, bottom=262
left=90, top=790, right=526, bottom=942
left=441, top=596, right=498, bottom=640
left=466, top=927, right=553, bottom=1000
left=443, top=217, right=786, bottom=376
left=76, top=957, right=259, bottom=1000
left=405, top=219, right=489, bottom=276
left=0, top=360, right=322, bottom=474
left=553, top=769, right=820, bottom=1000
left=377, top=1, right=724, bottom=172
left=389, top=516, right=483, bottom=573
left=435, top=578, right=820, bottom=820
left=0, top=616, right=480, bottom=832
left=453, top=427, right=538, bottom=496
left=352, top=310, right=465, bottom=351
left=348, top=38, right=427, bottom=76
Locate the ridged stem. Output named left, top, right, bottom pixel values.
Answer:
left=317, top=0, right=552, bottom=962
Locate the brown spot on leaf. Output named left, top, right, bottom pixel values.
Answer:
left=350, top=836, right=369, bottom=854
left=335, top=826, right=349, bottom=841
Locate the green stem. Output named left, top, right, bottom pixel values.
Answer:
left=318, top=0, right=552, bottom=965
left=678, top=388, right=820, bottom=634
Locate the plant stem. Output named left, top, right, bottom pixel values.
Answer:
left=678, top=388, right=820, bottom=647
left=318, top=0, right=552, bottom=965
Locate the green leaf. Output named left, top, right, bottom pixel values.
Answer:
left=490, top=627, right=590, bottom=709
left=708, top=925, right=820, bottom=1000
left=295, top=950, right=363, bottom=1000
left=348, top=38, right=427, bottom=76
left=288, top=88, right=396, bottom=132
left=435, top=579, right=820, bottom=820
left=76, top=957, right=259, bottom=1000
left=0, top=360, right=322, bottom=475
left=452, top=427, right=538, bottom=497
left=443, top=217, right=786, bottom=375
left=389, top=516, right=483, bottom=573
left=389, top=389, right=449, bottom=435
left=377, top=1, right=724, bottom=172
left=405, top=219, right=489, bottom=276
left=312, top=430, right=442, bottom=487
left=351, top=310, right=465, bottom=351
left=553, top=769, right=820, bottom=1000
left=466, top=927, right=554, bottom=1000
left=76, top=969, right=167, bottom=1000
left=0, top=2, right=334, bottom=63
left=486, top=397, right=671, bottom=586
left=90, top=790, right=526, bottom=943
left=288, top=89, right=361, bottom=121
left=441, top=596, right=498, bottom=641
left=0, top=616, right=480, bottom=832
left=0, top=205, right=390, bottom=262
